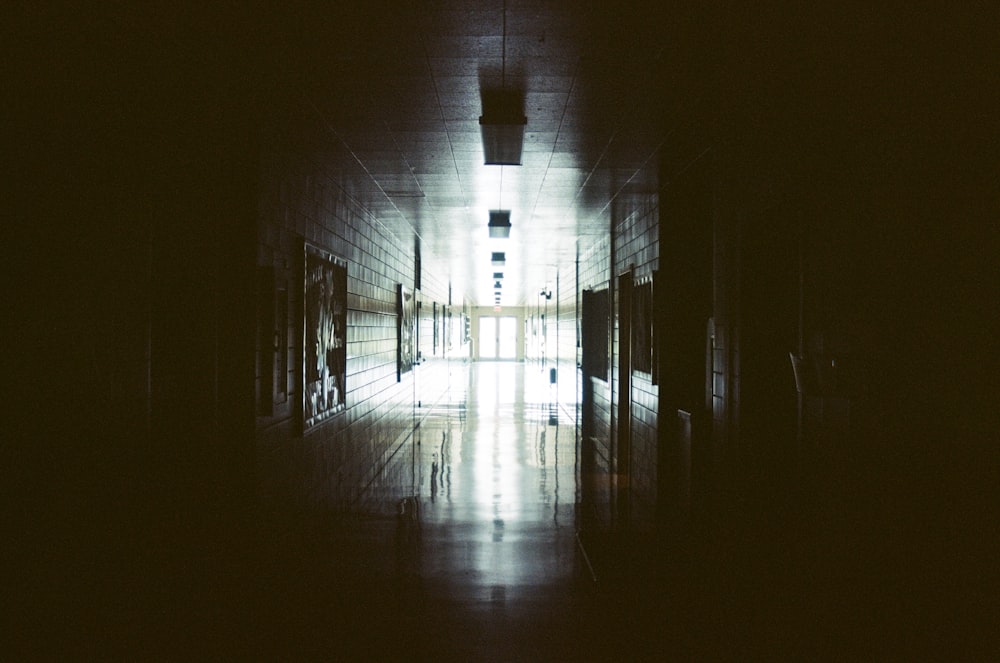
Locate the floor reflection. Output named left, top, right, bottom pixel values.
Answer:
left=415, top=361, right=579, bottom=599
left=248, top=360, right=602, bottom=661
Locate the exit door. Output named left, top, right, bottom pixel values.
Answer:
left=479, top=316, right=517, bottom=360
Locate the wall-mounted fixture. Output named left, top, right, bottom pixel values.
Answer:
left=491, top=252, right=506, bottom=265
left=494, top=281, right=502, bottom=289
left=493, top=272, right=504, bottom=279
left=488, top=210, right=512, bottom=238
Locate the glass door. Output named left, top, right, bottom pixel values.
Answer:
left=478, top=316, right=518, bottom=360
left=497, top=316, right=517, bottom=359
left=479, top=316, right=497, bottom=359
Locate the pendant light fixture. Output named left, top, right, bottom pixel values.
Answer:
left=488, top=210, right=511, bottom=238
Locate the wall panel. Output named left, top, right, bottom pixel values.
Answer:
left=256, top=101, right=451, bottom=521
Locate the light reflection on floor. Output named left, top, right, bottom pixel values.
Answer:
left=415, top=361, right=579, bottom=599
left=245, top=360, right=630, bottom=661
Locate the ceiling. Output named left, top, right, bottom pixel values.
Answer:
left=277, top=1, right=678, bottom=307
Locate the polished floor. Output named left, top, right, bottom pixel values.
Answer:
left=228, top=362, right=851, bottom=660
left=234, top=361, right=971, bottom=660
left=238, top=361, right=699, bottom=661
left=254, top=361, right=619, bottom=660
left=30, top=362, right=979, bottom=659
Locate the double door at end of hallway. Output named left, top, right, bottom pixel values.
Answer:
left=478, top=316, right=517, bottom=360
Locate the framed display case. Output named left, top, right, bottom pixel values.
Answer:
left=301, top=241, right=347, bottom=431
left=397, top=284, right=415, bottom=380
left=632, top=276, right=654, bottom=379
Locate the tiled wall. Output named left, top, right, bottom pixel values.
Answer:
left=612, top=194, right=660, bottom=528
left=255, top=101, right=453, bottom=520
left=525, top=270, right=579, bottom=473
left=553, top=270, right=579, bottom=420
left=711, top=188, right=739, bottom=476
left=569, top=191, right=661, bottom=531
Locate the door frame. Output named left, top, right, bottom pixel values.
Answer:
left=616, top=267, right=634, bottom=519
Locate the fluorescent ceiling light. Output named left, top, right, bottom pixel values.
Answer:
left=480, top=91, right=527, bottom=165
left=488, top=210, right=512, bottom=238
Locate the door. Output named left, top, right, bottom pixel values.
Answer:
left=478, top=316, right=517, bottom=360
left=617, top=270, right=633, bottom=520
left=497, top=317, right=517, bottom=359
left=479, top=316, right=497, bottom=359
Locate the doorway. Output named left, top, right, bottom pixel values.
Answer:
left=479, top=316, right=517, bottom=360
left=616, top=269, right=633, bottom=521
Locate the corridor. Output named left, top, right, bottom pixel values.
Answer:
left=12, top=1, right=994, bottom=659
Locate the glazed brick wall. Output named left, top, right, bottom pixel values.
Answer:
left=711, top=183, right=740, bottom=473
left=553, top=270, right=579, bottom=419
left=573, top=190, right=660, bottom=529
left=612, top=193, right=660, bottom=528
left=255, top=102, right=452, bottom=518
left=524, top=274, right=578, bottom=414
